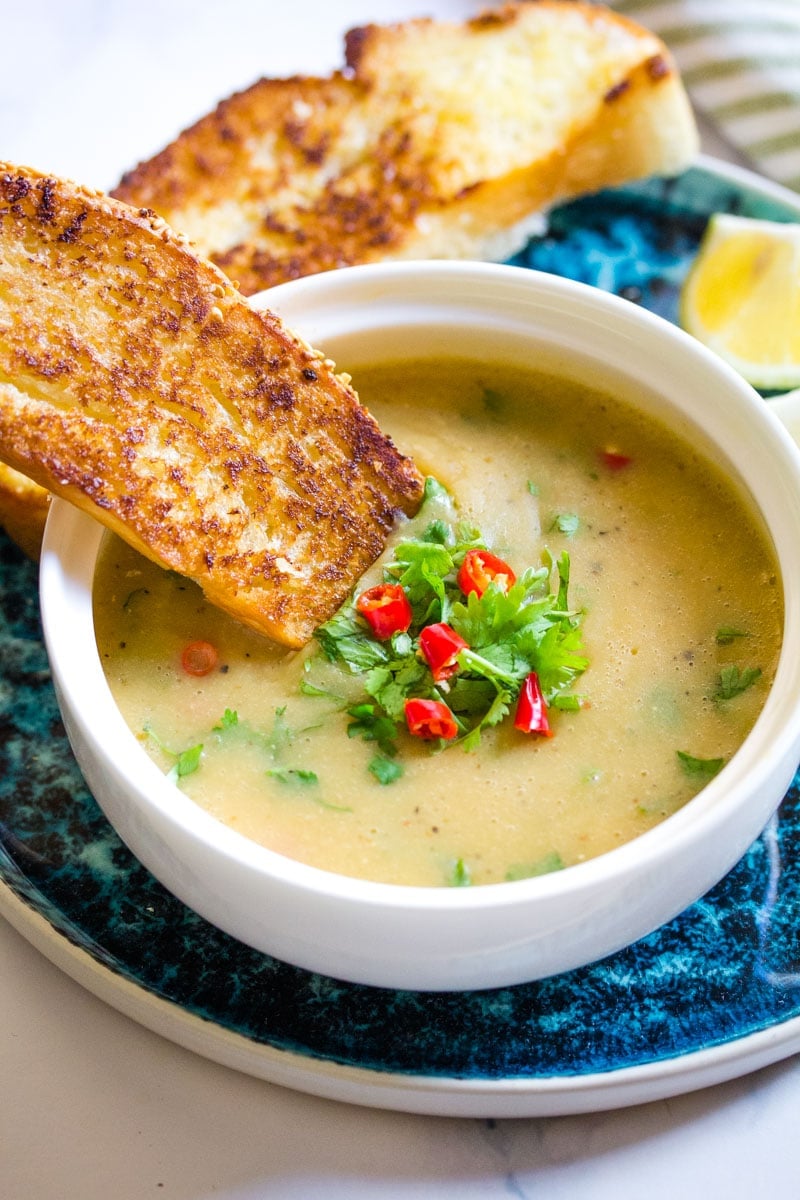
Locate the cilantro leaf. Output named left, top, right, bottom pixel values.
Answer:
left=386, top=540, right=454, bottom=618
left=212, top=708, right=239, bottom=731
left=315, top=606, right=390, bottom=672
left=677, top=750, right=726, bottom=780
left=423, top=518, right=451, bottom=545
left=267, top=766, right=318, bottom=785
left=449, top=858, right=472, bottom=887
left=299, top=678, right=343, bottom=701
left=144, top=724, right=204, bottom=784
left=368, top=755, right=404, bottom=785
left=505, top=851, right=564, bottom=881
left=460, top=688, right=512, bottom=752
left=714, top=665, right=762, bottom=702
left=347, top=703, right=399, bottom=756
left=715, top=627, right=750, bottom=645
left=551, top=512, right=580, bottom=538
left=523, top=621, right=589, bottom=699
left=167, top=743, right=203, bottom=783
left=446, top=677, right=498, bottom=715
left=554, top=550, right=572, bottom=612
left=266, top=767, right=354, bottom=810
left=266, top=705, right=294, bottom=757
left=422, top=476, right=452, bottom=506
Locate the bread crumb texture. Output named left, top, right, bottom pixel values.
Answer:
left=113, top=0, right=698, bottom=295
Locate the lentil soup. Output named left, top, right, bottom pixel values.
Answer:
left=93, top=357, right=783, bottom=887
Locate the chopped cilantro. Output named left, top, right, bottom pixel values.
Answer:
left=715, top=627, right=750, bottom=645
left=449, top=858, right=472, bottom=887
left=423, top=475, right=451, bottom=506
left=266, top=705, right=294, bottom=756
left=266, top=766, right=318, bottom=785
left=526, top=480, right=540, bottom=496
left=212, top=707, right=239, bottom=731
left=677, top=750, right=726, bottom=780
left=551, top=512, right=580, bottom=538
left=315, top=606, right=391, bottom=672
left=369, top=755, right=404, bottom=785
left=167, top=743, right=203, bottom=783
left=299, top=678, right=343, bottom=701
left=423, top=518, right=451, bottom=545
left=266, top=767, right=353, bottom=810
left=313, top=478, right=588, bottom=756
left=347, top=703, right=399, bottom=756
left=446, top=677, right=498, bottom=715
left=554, top=550, right=572, bottom=612
left=459, top=689, right=511, bottom=752
left=505, top=851, right=564, bottom=881
left=714, top=665, right=762, bottom=702
left=143, top=724, right=204, bottom=785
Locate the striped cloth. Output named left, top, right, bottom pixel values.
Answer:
left=608, top=0, right=800, bottom=191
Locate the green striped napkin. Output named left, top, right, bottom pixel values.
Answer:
left=609, top=0, right=800, bottom=191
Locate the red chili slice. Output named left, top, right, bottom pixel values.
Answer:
left=514, top=672, right=553, bottom=737
left=404, top=697, right=458, bottom=740
left=181, top=640, right=218, bottom=677
left=599, top=447, right=632, bottom=471
left=419, top=622, right=468, bottom=681
left=457, top=548, right=516, bottom=598
left=356, top=583, right=412, bottom=640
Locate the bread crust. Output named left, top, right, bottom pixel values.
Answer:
left=0, top=165, right=424, bottom=645
left=0, top=463, right=49, bottom=559
left=113, top=0, right=698, bottom=296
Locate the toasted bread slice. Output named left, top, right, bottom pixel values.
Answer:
left=0, top=463, right=49, bottom=559
left=0, top=164, right=424, bottom=645
left=113, top=0, right=698, bottom=296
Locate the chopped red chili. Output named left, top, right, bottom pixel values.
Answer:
left=356, top=583, right=412, bottom=640
left=457, top=548, right=516, bottom=598
left=599, top=447, right=632, bottom=471
left=419, top=622, right=468, bottom=681
left=514, top=672, right=553, bottom=737
left=181, top=640, right=218, bottom=677
left=404, top=697, right=458, bottom=740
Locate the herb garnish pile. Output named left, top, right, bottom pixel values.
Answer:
left=312, top=477, right=589, bottom=757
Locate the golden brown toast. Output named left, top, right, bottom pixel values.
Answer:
left=113, top=0, right=698, bottom=296
left=0, top=164, right=424, bottom=645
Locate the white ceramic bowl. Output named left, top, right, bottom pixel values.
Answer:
left=39, top=261, right=800, bottom=992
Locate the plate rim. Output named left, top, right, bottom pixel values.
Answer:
left=4, top=153, right=800, bottom=1119
left=5, top=865, right=800, bottom=1119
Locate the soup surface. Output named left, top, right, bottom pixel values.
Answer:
left=94, top=357, right=783, bottom=887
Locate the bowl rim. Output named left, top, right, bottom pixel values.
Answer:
left=39, top=258, right=800, bottom=917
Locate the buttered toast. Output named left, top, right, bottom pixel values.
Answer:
left=0, top=165, right=423, bottom=645
left=113, top=1, right=698, bottom=296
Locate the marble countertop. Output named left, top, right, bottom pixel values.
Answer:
left=4, top=2, right=800, bottom=1196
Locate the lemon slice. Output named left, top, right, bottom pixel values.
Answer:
left=680, top=213, right=800, bottom=389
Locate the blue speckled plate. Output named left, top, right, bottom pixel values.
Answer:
left=4, top=157, right=800, bottom=1119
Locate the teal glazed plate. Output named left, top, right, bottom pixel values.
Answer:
left=3, top=156, right=800, bottom=1119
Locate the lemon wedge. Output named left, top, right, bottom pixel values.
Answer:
left=680, top=213, right=800, bottom=389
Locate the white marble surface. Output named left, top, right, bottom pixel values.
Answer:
left=3, top=1, right=800, bottom=1195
